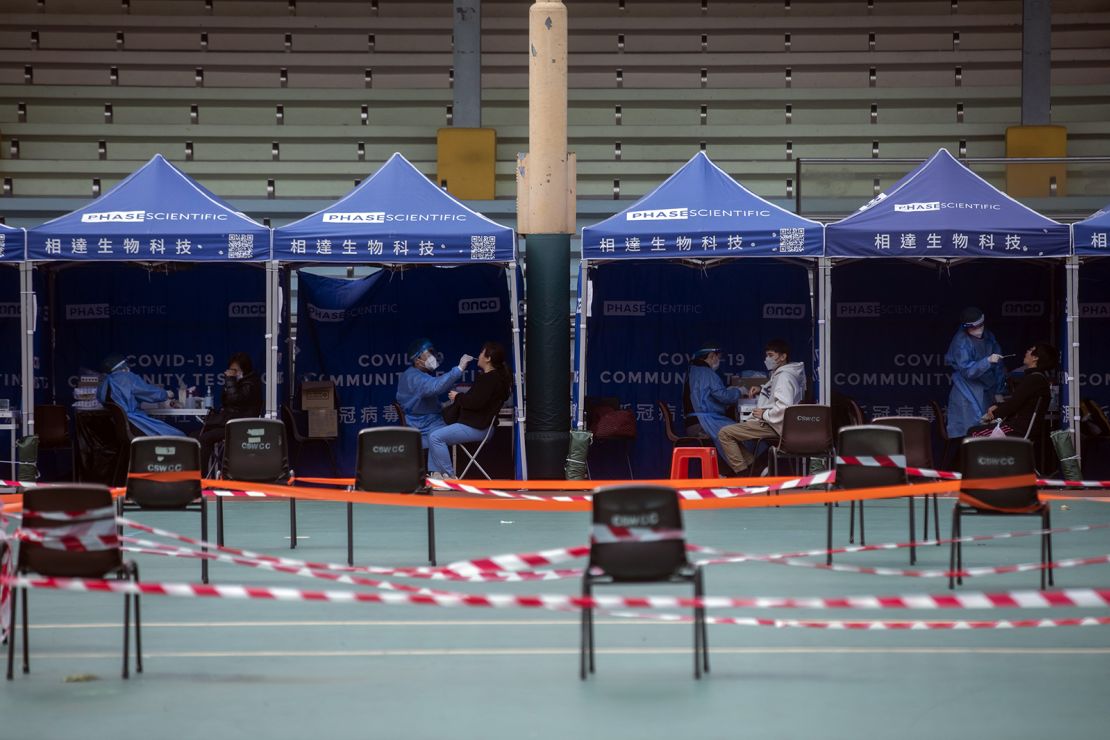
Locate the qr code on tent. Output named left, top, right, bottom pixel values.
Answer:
left=228, top=234, right=255, bottom=259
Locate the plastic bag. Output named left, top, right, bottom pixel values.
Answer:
left=565, top=430, right=593, bottom=480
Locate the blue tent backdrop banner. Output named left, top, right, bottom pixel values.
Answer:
left=1079, top=257, right=1110, bottom=411
left=584, top=260, right=813, bottom=478
left=27, top=154, right=269, bottom=263
left=274, top=153, right=514, bottom=264
left=581, top=151, right=823, bottom=260
left=0, top=265, right=20, bottom=407
left=832, top=260, right=1062, bottom=423
left=51, top=263, right=268, bottom=407
left=294, top=265, right=514, bottom=473
left=826, top=148, right=1069, bottom=258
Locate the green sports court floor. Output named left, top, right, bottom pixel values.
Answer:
left=2, top=495, right=1108, bottom=740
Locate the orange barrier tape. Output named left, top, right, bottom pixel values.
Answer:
left=290, top=475, right=795, bottom=490
left=127, top=471, right=204, bottom=483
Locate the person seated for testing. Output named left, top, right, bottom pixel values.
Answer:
left=198, top=352, right=264, bottom=468
left=967, top=343, right=1057, bottom=440
left=717, top=339, right=806, bottom=475
left=684, top=344, right=744, bottom=462
left=427, top=341, right=512, bottom=479
left=944, top=306, right=1006, bottom=443
left=396, top=337, right=474, bottom=447
left=96, top=353, right=183, bottom=437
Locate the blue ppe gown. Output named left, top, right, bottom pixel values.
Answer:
left=686, top=364, right=743, bottom=460
left=96, top=370, right=183, bottom=437
left=396, top=365, right=463, bottom=446
left=944, top=329, right=1005, bottom=438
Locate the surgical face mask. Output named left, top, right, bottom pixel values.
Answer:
left=764, top=356, right=779, bottom=372
left=422, top=354, right=439, bottom=371
left=967, top=326, right=985, bottom=338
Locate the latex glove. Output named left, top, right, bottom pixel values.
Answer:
left=448, top=390, right=459, bottom=401
left=458, top=354, right=475, bottom=371
left=994, top=394, right=1006, bottom=403
left=987, top=353, right=1003, bottom=364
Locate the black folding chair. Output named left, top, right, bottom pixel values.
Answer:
left=120, top=436, right=209, bottom=583
left=581, top=485, right=708, bottom=680
left=454, top=421, right=497, bottom=479
left=832, top=425, right=914, bottom=565
left=950, top=437, right=1053, bottom=590
left=872, top=416, right=941, bottom=544
left=351, top=427, right=431, bottom=566
left=771, top=404, right=834, bottom=476
left=7, top=485, right=142, bottom=680
left=219, top=419, right=291, bottom=548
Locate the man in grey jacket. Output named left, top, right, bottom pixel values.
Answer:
left=717, top=339, right=806, bottom=474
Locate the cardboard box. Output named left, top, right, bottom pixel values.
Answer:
left=307, top=409, right=338, bottom=439
left=301, top=380, right=335, bottom=410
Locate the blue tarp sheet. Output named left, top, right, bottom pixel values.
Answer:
left=826, top=148, right=1069, bottom=258
left=274, top=153, right=515, bottom=264
left=581, top=152, right=823, bottom=260
left=1074, top=206, right=1110, bottom=255
left=27, top=154, right=269, bottom=262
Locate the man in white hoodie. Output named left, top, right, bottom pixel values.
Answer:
left=717, top=339, right=806, bottom=474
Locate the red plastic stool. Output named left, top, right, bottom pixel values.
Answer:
left=670, top=446, right=719, bottom=479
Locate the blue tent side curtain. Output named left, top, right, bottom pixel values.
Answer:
left=825, top=148, right=1070, bottom=258
left=581, top=151, right=823, bottom=261
left=273, top=152, right=515, bottom=265
left=26, top=154, right=270, bottom=263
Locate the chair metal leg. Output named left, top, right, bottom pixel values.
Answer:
left=586, top=583, right=595, bottom=674
left=122, top=587, right=130, bottom=680
left=1045, top=508, right=1054, bottom=587
left=132, top=563, right=142, bottom=675
left=848, top=500, right=855, bottom=544
left=949, top=507, right=959, bottom=590
left=216, top=495, right=225, bottom=546
left=6, top=586, right=16, bottom=679
left=908, top=495, right=916, bottom=565
left=695, top=567, right=708, bottom=676
left=427, top=506, right=437, bottom=566
left=580, top=580, right=591, bottom=680
left=289, top=498, right=297, bottom=550
left=21, top=585, right=28, bottom=674
left=826, top=502, right=833, bottom=565
left=859, top=499, right=865, bottom=545
left=922, top=493, right=931, bottom=541
left=933, top=494, right=940, bottom=545
left=347, top=502, right=354, bottom=567
left=956, top=510, right=964, bottom=585
left=200, top=497, right=209, bottom=584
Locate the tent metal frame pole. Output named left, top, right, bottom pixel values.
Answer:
left=575, top=259, right=588, bottom=430
left=818, top=256, right=832, bottom=407
left=19, top=257, right=35, bottom=437
left=507, top=260, right=528, bottom=479
left=1066, top=253, right=1081, bottom=461
left=265, top=258, right=280, bottom=420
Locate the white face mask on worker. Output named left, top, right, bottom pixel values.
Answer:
left=423, top=355, right=438, bottom=371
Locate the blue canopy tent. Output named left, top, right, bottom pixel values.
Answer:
left=1072, top=205, right=1110, bottom=472
left=25, top=154, right=272, bottom=444
left=577, top=151, right=823, bottom=477
left=273, top=152, right=526, bottom=477
left=825, top=148, right=1072, bottom=462
left=0, top=224, right=29, bottom=475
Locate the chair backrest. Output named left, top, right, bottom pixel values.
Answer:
left=391, top=401, right=408, bottom=427
left=221, top=418, right=289, bottom=482
left=280, top=403, right=306, bottom=444
left=33, top=404, right=71, bottom=448
left=126, top=436, right=201, bottom=508
left=588, top=485, right=687, bottom=581
left=929, top=400, right=950, bottom=442
left=19, top=485, right=121, bottom=578
left=656, top=401, right=680, bottom=443
left=847, top=398, right=866, bottom=426
left=778, top=404, right=834, bottom=455
left=104, top=401, right=136, bottom=442
left=836, top=425, right=907, bottom=490
left=958, top=437, right=1040, bottom=512
left=355, top=426, right=424, bottom=492
left=871, top=416, right=934, bottom=469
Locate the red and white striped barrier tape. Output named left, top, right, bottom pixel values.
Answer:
left=22, top=505, right=117, bottom=521
left=1038, top=478, right=1110, bottom=489
left=16, top=514, right=120, bottom=552
left=7, top=575, right=1110, bottom=611
left=204, top=489, right=275, bottom=498
left=763, top=552, right=1110, bottom=579
left=607, top=609, right=1110, bottom=630
left=836, top=455, right=907, bottom=468
left=0, top=528, right=12, bottom=640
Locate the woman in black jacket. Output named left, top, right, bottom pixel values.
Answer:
left=198, top=352, right=264, bottom=469
left=971, top=343, right=1057, bottom=439
left=427, top=341, right=512, bottom=478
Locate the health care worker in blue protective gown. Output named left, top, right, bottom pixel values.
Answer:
left=944, top=306, right=1006, bottom=439
left=95, top=354, right=183, bottom=437
left=395, top=338, right=475, bottom=446
left=684, top=345, right=743, bottom=460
